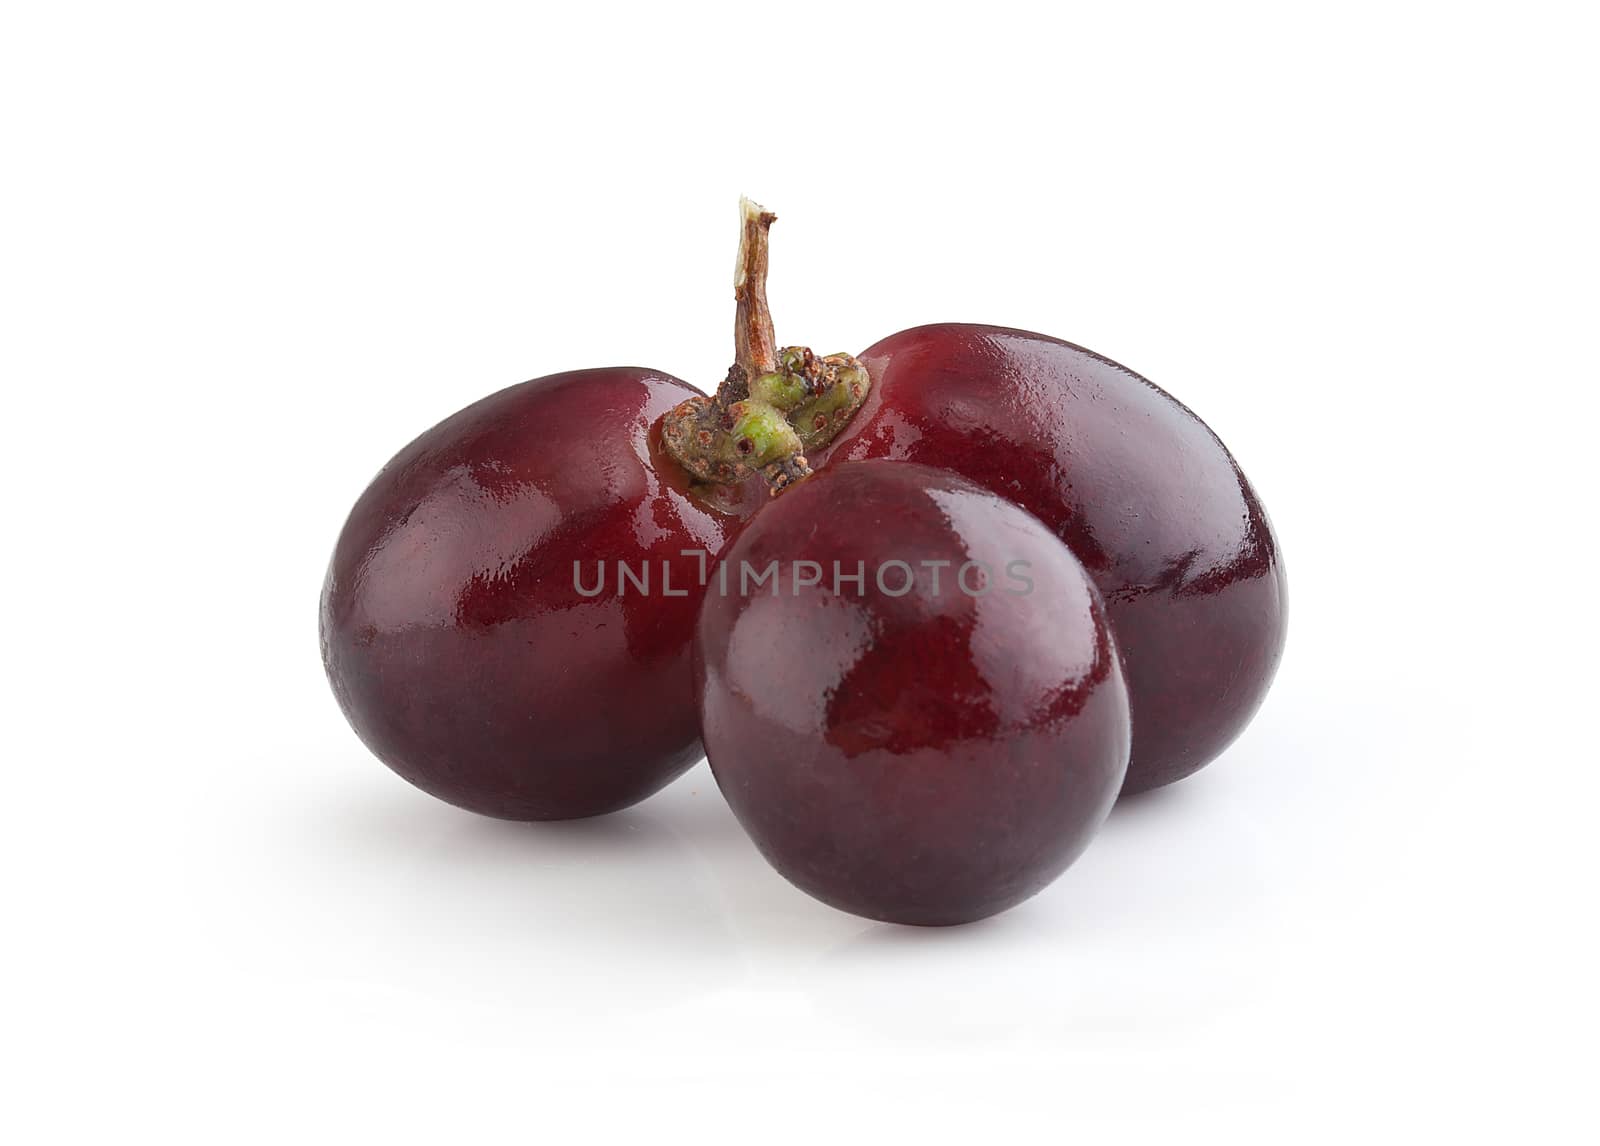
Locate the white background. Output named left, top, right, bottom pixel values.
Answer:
left=4, top=2, right=1596, bottom=1141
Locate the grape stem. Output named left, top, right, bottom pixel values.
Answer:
left=660, top=199, right=873, bottom=495
left=733, top=197, right=779, bottom=381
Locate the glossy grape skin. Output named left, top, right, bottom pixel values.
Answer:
left=321, top=368, right=760, bottom=820
left=816, top=325, right=1286, bottom=796
left=696, top=460, right=1131, bottom=925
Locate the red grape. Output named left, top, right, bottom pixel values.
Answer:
left=817, top=325, right=1286, bottom=795
left=321, top=368, right=759, bottom=820
left=695, top=460, right=1131, bottom=924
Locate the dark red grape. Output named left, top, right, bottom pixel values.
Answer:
left=321, top=368, right=759, bottom=820
left=816, top=325, right=1286, bottom=795
left=695, top=460, right=1130, bottom=925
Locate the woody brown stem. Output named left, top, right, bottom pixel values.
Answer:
left=733, top=197, right=778, bottom=381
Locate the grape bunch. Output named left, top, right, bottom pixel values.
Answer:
left=321, top=202, right=1286, bottom=925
